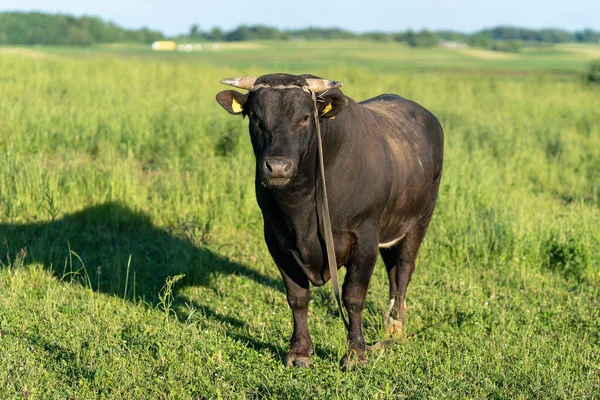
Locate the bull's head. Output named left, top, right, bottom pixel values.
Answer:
left=215, top=73, right=347, bottom=188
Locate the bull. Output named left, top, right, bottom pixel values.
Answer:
left=216, top=73, right=443, bottom=367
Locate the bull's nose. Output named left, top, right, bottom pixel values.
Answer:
left=263, top=157, right=294, bottom=178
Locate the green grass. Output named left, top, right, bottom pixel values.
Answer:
left=0, top=43, right=599, bottom=398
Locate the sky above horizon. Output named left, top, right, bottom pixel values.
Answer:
left=3, top=0, right=600, bottom=36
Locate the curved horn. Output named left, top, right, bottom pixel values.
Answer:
left=220, top=76, right=258, bottom=90
left=305, top=79, right=343, bottom=93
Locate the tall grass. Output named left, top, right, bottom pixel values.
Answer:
left=0, top=50, right=598, bottom=397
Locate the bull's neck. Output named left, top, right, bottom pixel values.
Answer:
left=261, top=154, right=318, bottom=215
left=256, top=171, right=318, bottom=247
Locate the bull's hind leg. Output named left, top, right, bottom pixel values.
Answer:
left=380, top=222, right=430, bottom=338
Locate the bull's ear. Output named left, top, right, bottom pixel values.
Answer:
left=216, top=90, right=247, bottom=115
left=317, top=91, right=347, bottom=119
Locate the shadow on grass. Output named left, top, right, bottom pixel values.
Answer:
left=0, top=202, right=284, bottom=348
left=183, top=297, right=288, bottom=356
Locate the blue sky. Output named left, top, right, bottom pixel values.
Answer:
left=3, top=0, right=600, bottom=35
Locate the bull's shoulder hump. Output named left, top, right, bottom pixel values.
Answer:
left=359, top=94, right=441, bottom=129
left=359, top=94, right=422, bottom=121
left=360, top=93, right=424, bottom=114
left=359, top=93, right=405, bottom=105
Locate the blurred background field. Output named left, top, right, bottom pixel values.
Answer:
left=0, top=14, right=599, bottom=398
left=3, top=39, right=600, bottom=74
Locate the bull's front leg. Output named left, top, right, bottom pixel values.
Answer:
left=277, top=264, right=313, bottom=368
left=340, top=239, right=378, bottom=368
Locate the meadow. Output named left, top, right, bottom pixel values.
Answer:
left=0, top=41, right=599, bottom=398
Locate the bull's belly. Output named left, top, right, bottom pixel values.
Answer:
left=377, top=215, right=420, bottom=249
left=376, top=176, right=436, bottom=249
left=378, top=235, right=405, bottom=248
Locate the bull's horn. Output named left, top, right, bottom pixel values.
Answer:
left=220, top=76, right=258, bottom=90
left=305, top=79, right=343, bottom=93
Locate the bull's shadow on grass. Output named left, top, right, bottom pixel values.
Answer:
left=0, top=202, right=283, bottom=305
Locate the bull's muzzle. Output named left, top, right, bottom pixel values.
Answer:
left=262, top=156, right=296, bottom=187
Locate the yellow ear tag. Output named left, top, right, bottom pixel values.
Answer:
left=231, top=99, right=243, bottom=113
left=320, top=103, right=332, bottom=117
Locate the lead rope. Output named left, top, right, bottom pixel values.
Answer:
left=311, top=92, right=350, bottom=331
left=310, top=90, right=411, bottom=352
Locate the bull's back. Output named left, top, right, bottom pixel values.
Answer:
left=361, top=94, right=443, bottom=156
left=358, top=94, right=444, bottom=243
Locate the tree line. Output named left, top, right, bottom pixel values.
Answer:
left=1, top=11, right=599, bottom=48
left=184, top=24, right=600, bottom=46
left=0, top=12, right=163, bottom=45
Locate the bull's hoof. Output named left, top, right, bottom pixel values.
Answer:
left=385, top=316, right=405, bottom=338
left=293, top=359, right=310, bottom=368
left=384, top=298, right=406, bottom=339
left=284, top=353, right=311, bottom=368
left=340, top=351, right=368, bottom=370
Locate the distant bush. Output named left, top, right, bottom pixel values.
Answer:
left=584, top=60, right=600, bottom=84
left=288, top=27, right=356, bottom=41
left=490, top=40, right=522, bottom=53
left=361, top=32, right=390, bottom=42
left=468, top=32, right=491, bottom=47
left=225, top=25, right=289, bottom=41
left=542, top=236, right=589, bottom=282
left=406, top=30, right=439, bottom=48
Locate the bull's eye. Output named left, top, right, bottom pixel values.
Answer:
left=299, top=114, right=310, bottom=125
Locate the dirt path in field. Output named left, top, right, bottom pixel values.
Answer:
left=455, top=48, right=517, bottom=60
left=560, top=46, right=600, bottom=58
left=211, top=42, right=264, bottom=50
left=0, top=47, right=56, bottom=58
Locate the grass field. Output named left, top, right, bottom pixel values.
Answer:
left=0, top=41, right=599, bottom=398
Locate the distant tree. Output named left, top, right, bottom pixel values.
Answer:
left=225, top=25, right=288, bottom=41
left=361, top=32, right=390, bottom=42
left=403, top=29, right=415, bottom=45
left=80, top=16, right=108, bottom=41
left=490, top=40, right=521, bottom=53
left=537, top=29, right=575, bottom=43
left=225, top=25, right=250, bottom=41
left=483, top=26, right=536, bottom=41
left=507, top=40, right=522, bottom=52
left=209, top=27, right=224, bottom=41
left=0, top=11, right=164, bottom=45
left=288, top=27, right=355, bottom=40
left=576, top=29, right=600, bottom=43
left=437, top=30, right=468, bottom=42
left=66, top=26, right=94, bottom=45
left=137, top=27, right=163, bottom=43
left=407, top=30, right=438, bottom=47
left=391, top=32, right=406, bottom=42
left=468, top=32, right=491, bottom=47
left=471, top=26, right=595, bottom=44
left=190, top=24, right=200, bottom=38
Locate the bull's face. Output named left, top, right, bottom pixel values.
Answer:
left=216, top=74, right=347, bottom=189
